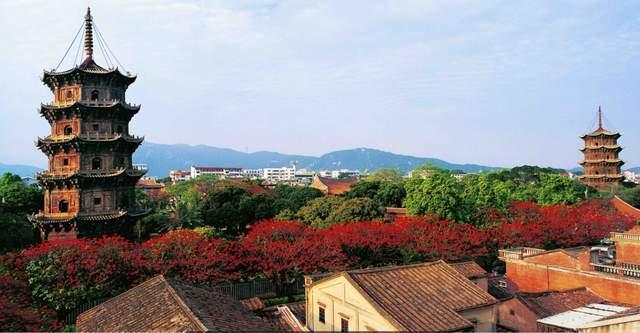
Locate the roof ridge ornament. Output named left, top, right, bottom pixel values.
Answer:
left=84, top=7, right=94, bottom=60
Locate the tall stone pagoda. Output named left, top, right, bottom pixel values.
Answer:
left=578, top=107, right=624, bottom=191
left=29, top=8, right=148, bottom=241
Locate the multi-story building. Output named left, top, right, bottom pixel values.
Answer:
left=29, top=8, right=147, bottom=241
left=169, top=170, right=191, bottom=183
left=242, top=168, right=263, bottom=179
left=263, top=166, right=296, bottom=182
left=578, top=107, right=624, bottom=190
left=190, top=166, right=243, bottom=179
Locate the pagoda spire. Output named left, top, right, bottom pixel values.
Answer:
left=84, top=7, right=94, bottom=60
left=597, top=105, right=603, bottom=130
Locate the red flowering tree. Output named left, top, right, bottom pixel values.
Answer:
left=128, top=230, right=242, bottom=285
left=240, top=221, right=348, bottom=294
left=22, top=236, right=134, bottom=312
left=0, top=271, right=61, bottom=332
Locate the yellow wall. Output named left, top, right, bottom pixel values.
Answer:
left=306, top=275, right=397, bottom=332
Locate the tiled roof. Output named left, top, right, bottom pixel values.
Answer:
left=596, top=305, right=640, bottom=322
left=76, top=275, right=276, bottom=332
left=317, top=176, right=357, bottom=195
left=344, top=260, right=497, bottom=332
left=284, top=301, right=306, bottom=326
left=518, top=288, right=605, bottom=318
left=240, top=297, right=265, bottom=312
left=450, top=260, right=488, bottom=279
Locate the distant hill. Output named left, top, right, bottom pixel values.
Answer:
left=0, top=163, right=43, bottom=178
left=626, top=166, right=640, bottom=173
left=134, top=142, right=503, bottom=177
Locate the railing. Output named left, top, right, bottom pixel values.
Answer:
left=45, top=99, right=139, bottom=109
left=498, top=247, right=546, bottom=260
left=590, top=262, right=640, bottom=278
left=610, top=232, right=640, bottom=242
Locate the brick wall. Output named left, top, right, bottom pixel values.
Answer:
left=506, top=260, right=640, bottom=305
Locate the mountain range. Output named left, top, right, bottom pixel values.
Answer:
left=4, top=142, right=638, bottom=178
left=133, top=143, right=504, bottom=177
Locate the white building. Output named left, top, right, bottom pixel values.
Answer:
left=263, top=166, right=296, bottom=182
left=190, top=166, right=243, bottom=179
left=319, top=169, right=361, bottom=179
left=243, top=168, right=264, bottom=179
left=624, top=171, right=639, bottom=184
left=169, top=170, right=191, bottom=183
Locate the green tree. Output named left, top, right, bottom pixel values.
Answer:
left=536, top=173, right=587, bottom=205
left=404, top=168, right=468, bottom=221
left=375, top=182, right=406, bottom=207
left=201, top=186, right=275, bottom=236
left=619, top=186, right=640, bottom=208
left=0, top=173, right=42, bottom=250
left=298, top=196, right=345, bottom=227
left=324, top=197, right=384, bottom=228
left=272, top=185, right=323, bottom=213
left=366, top=168, right=404, bottom=183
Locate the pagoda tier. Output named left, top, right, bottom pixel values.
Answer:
left=43, top=58, right=136, bottom=91
left=37, top=167, right=146, bottom=187
left=40, top=100, right=140, bottom=123
left=579, top=146, right=623, bottom=153
left=28, top=209, right=150, bottom=241
left=36, top=134, right=143, bottom=155
left=579, top=159, right=624, bottom=166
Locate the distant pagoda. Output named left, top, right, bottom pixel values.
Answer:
left=29, top=8, right=148, bottom=241
left=578, top=107, right=624, bottom=191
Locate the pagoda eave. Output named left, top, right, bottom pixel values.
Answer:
left=42, top=67, right=136, bottom=91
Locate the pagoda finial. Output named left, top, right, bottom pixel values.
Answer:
left=597, top=105, right=603, bottom=130
left=84, top=7, right=94, bottom=60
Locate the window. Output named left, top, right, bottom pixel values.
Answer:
left=318, top=307, right=325, bottom=324
left=341, top=318, right=349, bottom=332
left=65, top=90, right=73, bottom=100
left=63, top=158, right=69, bottom=166
left=92, top=124, right=99, bottom=132
left=94, top=197, right=102, bottom=205
left=64, top=125, right=73, bottom=136
left=92, top=157, right=102, bottom=170
left=91, top=90, right=99, bottom=101
left=58, top=200, right=69, bottom=213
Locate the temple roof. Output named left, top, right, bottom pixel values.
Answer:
left=578, top=174, right=624, bottom=180
left=580, top=145, right=622, bottom=152
left=37, top=134, right=143, bottom=145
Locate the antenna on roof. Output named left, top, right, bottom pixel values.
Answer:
left=84, top=7, right=94, bottom=60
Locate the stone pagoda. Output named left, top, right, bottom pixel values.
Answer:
left=29, top=8, right=148, bottom=241
left=578, top=107, right=624, bottom=191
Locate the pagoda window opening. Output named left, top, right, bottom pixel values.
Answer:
left=58, top=200, right=69, bottom=213
left=92, top=157, right=102, bottom=170
left=64, top=125, right=73, bottom=136
left=91, top=90, right=99, bottom=101
left=63, top=158, right=69, bottom=166
left=94, top=197, right=102, bottom=205
left=65, top=90, right=73, bottom=101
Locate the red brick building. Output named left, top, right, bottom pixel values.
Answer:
left=498, top=227, right=640, bottom=306
left=29, top=8, right=147, bottom=241
left=578, top=107, right=624, bottom=191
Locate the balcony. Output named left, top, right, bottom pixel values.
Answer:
left=590, top=262, right=640, bottom=279
left=498, top=247, right=546, bottom=260
left=610, top=232, right=640, bottom=242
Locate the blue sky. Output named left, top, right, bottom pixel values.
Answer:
left=1, top=0, right=639, bottom=169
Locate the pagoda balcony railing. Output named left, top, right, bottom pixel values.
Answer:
left=45, top=99, right=139, bottom=109
left=590, top=262, right=640, bottom=279
left=611, top=232, right=640, bottom=242
left=498, top=247, right=546, bottom=261
left=40, top=133, right=143, bottom=142
left=39, top=167, right=145, bottom=178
